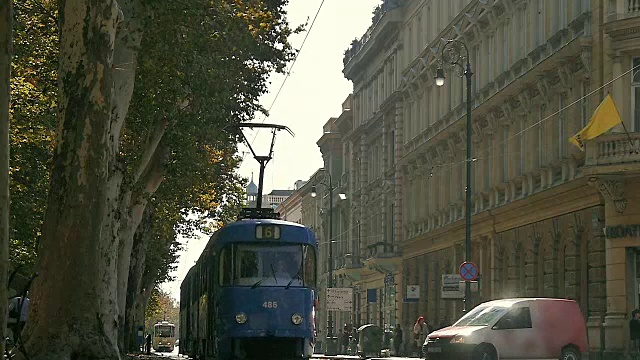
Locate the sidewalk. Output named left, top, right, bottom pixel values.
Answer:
left=312, top=354, right=422, bottom=360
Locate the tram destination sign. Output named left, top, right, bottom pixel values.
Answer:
left=326, top=288, right=353, bottom=311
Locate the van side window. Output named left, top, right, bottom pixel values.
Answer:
left=493, top=307, right=532, bottom=330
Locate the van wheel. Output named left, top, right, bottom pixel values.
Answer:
left=561, top=346, right=581, bottom=360
left=473, top=345, right=496, bottom=360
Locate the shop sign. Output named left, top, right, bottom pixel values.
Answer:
left=442, top=274, right=464, bottom=299
left=605, top=225, right=640, bottom=239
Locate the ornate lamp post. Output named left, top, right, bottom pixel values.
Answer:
left=435, top=38, right=474, bottom=311
left=311, top=169, right=346, bottom=354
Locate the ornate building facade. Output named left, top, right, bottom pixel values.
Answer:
left=322, top=0, right=640, bottom=358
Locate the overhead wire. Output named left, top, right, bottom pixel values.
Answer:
left=241, top=0, right=326, bottom=164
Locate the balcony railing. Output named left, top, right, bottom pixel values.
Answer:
left=342, top=0, right=402, bottom=66
left=629, top=0, right=640, bottom=14
left=584, top=132, right=640, bottom=166
left=365, top=242, right=399, bottom=259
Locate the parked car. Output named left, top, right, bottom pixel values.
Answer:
left=422, top=298, right=587, bottom=360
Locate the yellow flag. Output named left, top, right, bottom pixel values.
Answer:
left=569, top=94, right=622, bottom=151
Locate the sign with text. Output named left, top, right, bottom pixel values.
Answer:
left=442, top=274, right=464, bottom=299
left=406, top=285, right=420, bottom=299
left=326, top=288, right=353, bottom=311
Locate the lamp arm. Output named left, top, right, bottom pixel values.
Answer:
left=440, top=38, right=471, bottom=75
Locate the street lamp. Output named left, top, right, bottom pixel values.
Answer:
left=311, top=168, right=346, bottom=355
left=435, top=38, right=473, bottom=311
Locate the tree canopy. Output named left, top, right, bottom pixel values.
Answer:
left=7, top=0, right=301, bottom=357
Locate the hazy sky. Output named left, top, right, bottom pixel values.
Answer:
left=161, top=0, right=381, bottom=301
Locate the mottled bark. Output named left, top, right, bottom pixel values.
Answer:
left=123, top=207, right=152, bottom=352
left=24, top=1, right=121, bottom=359
left=0, top=0, right=12, bottom=355
left=106, top=0, right=144, bottom=353
left=116, top=128, right=166, bottom=353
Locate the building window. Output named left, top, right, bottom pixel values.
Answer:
left=632, top=57, right=640, bottom=131
left=537, top=1, right=545, bottom=46
left=484, top=138, right=492, bottom=191
left=581, top=81, right=589, bottom=127
left=503, top=22, right=509, bottom=72
left=538, top=106, right=546, bottom=166
left=503, top=126, right=509, bottom=182
left=389, top=130, right=395, bottom=166
left=559, top=94, right=566, bottom=159
left=518, top=119, right=524, bottom=175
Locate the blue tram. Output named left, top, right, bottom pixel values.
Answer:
left=179, top=215, right=318, bottom=360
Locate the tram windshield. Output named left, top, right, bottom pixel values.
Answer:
left=154, top=324, right=175, bottom=337
left=219, top=243, right=316, bottom=288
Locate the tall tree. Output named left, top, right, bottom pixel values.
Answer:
left=24, top=1, right=123, bottom=359
left=23, top=0, right=299, bottom=358
left=0, top=0, right=13, bottom=355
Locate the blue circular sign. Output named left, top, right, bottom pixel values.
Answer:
left=459, top=261, right=478, bottom=281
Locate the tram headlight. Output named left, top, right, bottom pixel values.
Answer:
left=235, top=312, right=247, bottom=324
left=291, top=313, right=303, bottom=325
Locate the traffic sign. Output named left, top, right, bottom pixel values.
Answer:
left=459, top=261, right=478, bottom=281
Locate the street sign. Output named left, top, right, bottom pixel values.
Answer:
left=459, top=261, right=479, bottom=281
left=459, top=281, right=479, bottom=293
left=406, top=285, right=420, bottom=299
left=384, top=274, right=394, bottom=285
left=326, top=288, right=353, bottom=311
left=442, top=274, right=464, bottom=299
left=403, top=298, right=419, bottom=303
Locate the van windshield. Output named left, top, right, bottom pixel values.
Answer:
left=453, top=305, right=509, bottom=326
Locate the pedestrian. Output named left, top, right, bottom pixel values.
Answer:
left=393, top=325, right=403, bottom=356
left=413, top=316, right=429, bottom=356
left=145, top=333, right=152, bottom=354
left=7, top=292, right=30, bottom=336
left=631, top=310, right=640, bottom=358
left=341, top=324, right=353, bottom=354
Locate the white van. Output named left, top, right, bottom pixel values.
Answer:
left=422, top=298, right=588, bottom=360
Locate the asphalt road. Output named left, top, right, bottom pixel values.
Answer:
left=150, top=347, right=422, bottom=360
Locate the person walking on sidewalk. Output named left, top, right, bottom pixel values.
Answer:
left=413, top=316, right=430, bottom=356
left=145, top=333, right=152, bottom=354
left=393, top=325, right=403, bottom=356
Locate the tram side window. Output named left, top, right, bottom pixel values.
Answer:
left=303, top=246, right=317, bottom=286
left=219, top=247, right=232, bottom=285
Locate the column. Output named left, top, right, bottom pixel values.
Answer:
left=360, top=135, right=368, bottom=253
left=589, top=175, right=640, bottom=359
left=609, top=52, right=627, bottom=133
left=382, top=122, right=388, bottom=244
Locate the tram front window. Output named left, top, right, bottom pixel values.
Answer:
left=218, top=244, right=316, bottom=287
left=155, top=325, right=174, bottom=337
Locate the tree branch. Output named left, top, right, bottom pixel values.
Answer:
left=132, top=118, right=168, bottom=185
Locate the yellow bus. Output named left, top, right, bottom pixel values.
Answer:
left=152, top=321, right=176, bottom=352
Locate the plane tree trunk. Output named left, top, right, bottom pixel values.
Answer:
left=23, top=1, right=122, bottom=359
left=123, top=206, right=153, bottom=352
left=116, top=119, right=166, bottom=353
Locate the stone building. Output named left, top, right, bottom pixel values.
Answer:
left=327, top=0, right=640, bottom=358
left=275, top=180, right=307, bottom=223
left=245, top=172, right=293, bottom=209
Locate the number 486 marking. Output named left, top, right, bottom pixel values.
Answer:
left=262, top=301, right=278, bottom=309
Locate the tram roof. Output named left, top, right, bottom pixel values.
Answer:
left=181, top=218, right=317, bottom=288
left=215, top=218, right=315, bottom=245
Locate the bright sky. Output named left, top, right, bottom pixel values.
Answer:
left=161, top=0, right=381, bottom=301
